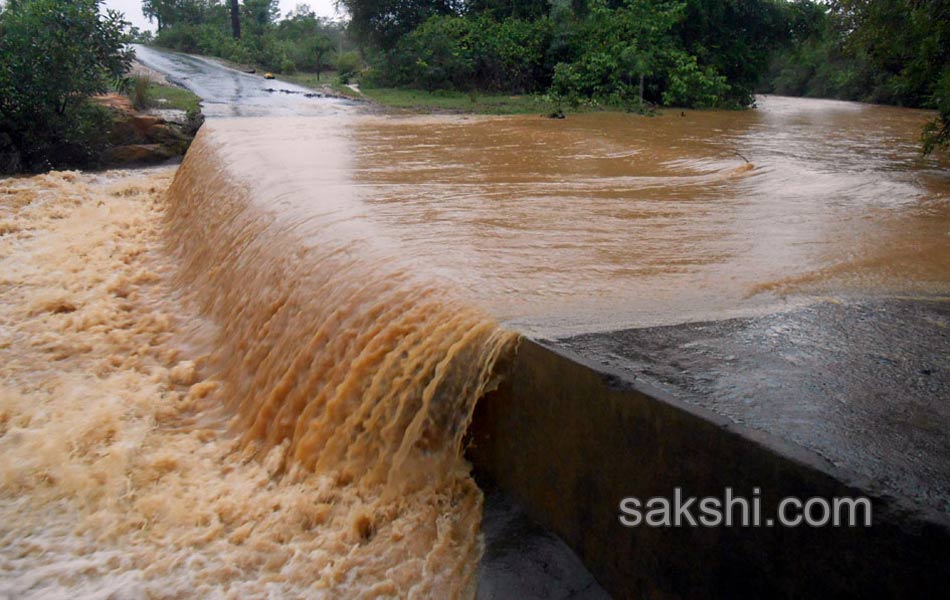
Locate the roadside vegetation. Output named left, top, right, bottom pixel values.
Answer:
left=129, top=75, right=203, bottom=114
left=0, top=0, right=206, bottom=174
left=355, top=0, right=783, bottom=111
left=0, top=0, right=132, bottom=173
left=360, top=88, right=559, bottom=115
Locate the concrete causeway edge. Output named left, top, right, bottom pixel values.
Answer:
left=468, top=338, right=950, bottom=598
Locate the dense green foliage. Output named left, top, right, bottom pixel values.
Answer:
left=549, top=0, right=730, bottom=108
left=764, top=0, right=949, bottom=154
left=0, top=0, right=132, bottom=172
left=373, top=14, right=553, bottom=92
left=351, top=0, right=790, bottom=109
left=148, top=1, right=351, bottom=76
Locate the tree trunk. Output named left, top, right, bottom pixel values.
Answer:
left=230, top=0, right=241, bottom=39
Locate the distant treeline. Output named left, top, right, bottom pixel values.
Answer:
left=347, top=0, right=793, bottom=109
left=762, top=0, right=948, bottom=154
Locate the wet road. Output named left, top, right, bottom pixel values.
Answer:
left=557, top=298, right=950, bottom=512
left=132, top=44, right=352, bottom=117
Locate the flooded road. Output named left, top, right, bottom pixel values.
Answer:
left=129, top=44, right=950, bottom=338
left=346, top=99, right=950, bottom=335
left=2, top=44, right=949, bottom=598
left=177, top=102, right=948, bottom=337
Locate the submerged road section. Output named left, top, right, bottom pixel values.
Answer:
left=126, top=45, right=950, bottom=598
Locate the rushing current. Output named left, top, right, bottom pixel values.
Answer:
left=1, top=95, right=948, bottom=597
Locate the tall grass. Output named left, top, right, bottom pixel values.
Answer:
left=130, top=75, right=152, bottom=110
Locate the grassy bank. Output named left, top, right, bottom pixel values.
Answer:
left=130, top=77, right=202, bottom=113
left=147, top=82, right=202, bottom=112
left=274, top=71, right=366, bottom=101
left=277, top=71, right=339, bottom=89
left=359, top=88, right=558, bottom=115
left=274, top=72, right=562, bottom=115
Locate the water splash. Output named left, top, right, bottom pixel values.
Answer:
left=1, top=132, right=518, bottom=597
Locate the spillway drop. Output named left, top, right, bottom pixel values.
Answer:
left=0, top=121, right=518, bottom=599
left=162, top=125, right=520, bottom=595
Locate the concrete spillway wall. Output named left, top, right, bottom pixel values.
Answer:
left=467, top=339, right=950, bottom=598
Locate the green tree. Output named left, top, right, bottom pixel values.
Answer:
left=243, top=0, right=279, bottom=36
left=675, top=0, right=789, bottom=106
left=550, top=0, right=728, bottom=108
left=338, top=0, right=463, bottom=49
left=466, top=0, right=550, bottom=20
left=142, top=0, right=213, bottom=31
left=372, top=14, right=551, bottom=92
left=0, top=0, right=132, bottom=172
left=276, top=6, right=335, bottom=76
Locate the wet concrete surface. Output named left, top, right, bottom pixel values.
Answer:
left=555, top=297, right=950, bottom=513
left=132, top=45, right=353, bottom=118
left=477, top=488, right=610, bottom=600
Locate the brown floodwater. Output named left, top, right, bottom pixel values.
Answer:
left=1, top=95, right=948, bottom=598
left=350, top=96, right=950, bottom=334
left=187, top=95, right=949, bottom=336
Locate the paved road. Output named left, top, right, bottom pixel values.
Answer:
left=133, top=44, right=352, bottom=118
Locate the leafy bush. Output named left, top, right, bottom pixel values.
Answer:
left=923, top=69, right=950, bottom=156
left=659, top=53, right=729, bottom=108
left=370, top=15, right=552, bottom=93
left=0, top=0, right=132, bottom=172
left=549, top=0, right=729, bottom=109
left=335, top=51, right=363, bottom=80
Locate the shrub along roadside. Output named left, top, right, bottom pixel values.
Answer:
left=0, top=0, right=132, bottom=173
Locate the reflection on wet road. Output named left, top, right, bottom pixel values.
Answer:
left=133, top=44, right=352, bottom=117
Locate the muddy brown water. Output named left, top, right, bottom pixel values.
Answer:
left=1, top=94, right=948, bottom=597
left=345, top=97, right=950, bottom=335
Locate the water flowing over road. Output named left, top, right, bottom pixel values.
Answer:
left=130, top=43, right=950, bottom=517
left=2, top=43, right=948, bottom=599
left=133, top=44, right=950, bottom=508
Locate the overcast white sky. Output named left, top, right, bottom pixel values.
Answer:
left=102, top=0, right=342, bottom=32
